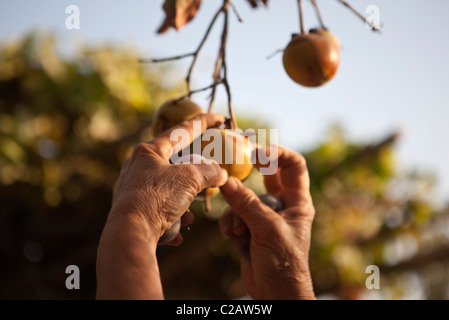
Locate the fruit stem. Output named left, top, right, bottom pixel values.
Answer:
left=208, top=0, right=237, bottom=130
left=310, top=0, right=326, bottom=30
left=298, top=0, right=306, bottom=34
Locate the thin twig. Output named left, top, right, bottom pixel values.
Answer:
left=141, top=0, right=238, bottom=129
left=139, top=52, right=195, bottom=63
left=336, top=0, right=381, bottom=32
left=220, top=5, right=237, bottom=130
left=298, top=0, right=305, bottom=34
left=310, top=0, right=326, bottom=29
left=174, top=81, right=224, bottom=103
left=208, top=0, right=230, bottom=114
left=186, top=4, right=226, bottom=93
left=230, top=1, right=244, bottom=22
left=266, top=48, right=284, bottom=60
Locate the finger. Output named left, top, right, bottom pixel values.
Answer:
left=277, top=146, right=310, bottom=192
left=277, top=147, right=312, bottom=208
left=252, top=145, right=283, bottom=194
left=220, top=177, right=277, bottom=228
left=263, top=169, right=283, bottom=195
left=151, top=113, right=225, bottom=160
left=230, top=234, right=250, bottom=260
left=255, top=145, right=311, bottom=208
left=180, top=211, right=194, bottom=226
left=219, top=208, right=233, bottom=238
left=168, top=233, right=183, bottom=247
left=232, top=213, right=249, bottom=236
left=188, top=162, right=228, bottom=192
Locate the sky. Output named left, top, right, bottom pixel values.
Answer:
left=1, top=0, right=449, bottom=203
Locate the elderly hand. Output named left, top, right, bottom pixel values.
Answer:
left=219, top=146, right=316, bottom=300
left=97, top=113, right=228, bottom=299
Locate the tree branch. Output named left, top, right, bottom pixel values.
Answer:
left=186, top=4, right=226, bottom=93
left=322, top=131, right=401, bottom=178
left=141, top=0, right=238, bottom=130
left=139, top=52, right=195, bottom=63
left=335, top=0, right=381, bottom=32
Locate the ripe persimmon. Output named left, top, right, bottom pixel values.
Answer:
left=283, top=32, right=340, bottom=87
left=152, top=98, right=204, bottom=137
left=199, top=128, right=253, bottom=182
left=309, top=28, right=341, bottom=51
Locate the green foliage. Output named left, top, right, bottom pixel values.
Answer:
left=0, top=33, right=182, bottom=298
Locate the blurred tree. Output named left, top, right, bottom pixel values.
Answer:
left=0, top=33, right=184, bottom=299
left=1, top=33, right=448, bottom=300
left=158, top=125, right=449, bottom=300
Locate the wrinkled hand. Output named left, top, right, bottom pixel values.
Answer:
left=219, top=146, right=316, bottom=300
left=97, top=113, right=228, bottom=299
left=110, top=113, right=228, bottom=245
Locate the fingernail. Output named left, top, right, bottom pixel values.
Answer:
left=221, top=176, right=239, bottom=195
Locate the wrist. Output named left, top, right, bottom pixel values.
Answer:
left=108, top=198, right=163, bottom=244
left=97, top=210, right=164, bottom=299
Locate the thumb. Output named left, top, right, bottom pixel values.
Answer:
left=190, top=162, right=229, bottom=191
left=220, top=177, right=277, bottom=228
left=175, top=154, right=229, bottom=191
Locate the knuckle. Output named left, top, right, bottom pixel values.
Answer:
left=175, top=165, right=202, bottom=191
left=296, top=198, right=316, bottom=222
left=180, top=164, right=199, bottom=178
left=133, top=142, right=152, bottom=155
left=146, top=141, right=170, bottom=158
left=192, top=113, right=208, bottom=122
left=295, top=153, right=307, bottom=167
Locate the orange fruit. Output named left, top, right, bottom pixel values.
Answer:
left=152, top=98, right=204, bottom=137
left=283, top=32, right=340, bottom=87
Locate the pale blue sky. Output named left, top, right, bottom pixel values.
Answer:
left=1, top=0, right=449, bottom=202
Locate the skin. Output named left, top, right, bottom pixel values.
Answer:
left=96, top=113, right=316, bottom=300
left=219, top=146, right=316, bottom=300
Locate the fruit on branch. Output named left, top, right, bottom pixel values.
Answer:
left=282, top=32, right=340, bottom=87
left=152, top=98, right=204, bottom=137
left=194, top=128, right=253, bottom=211
left=309, top=28, right=341, bottom=51
left=199, top=128, right=253, bottom=182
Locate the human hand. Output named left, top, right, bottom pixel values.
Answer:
left=97, top=113, right=228, bottom=299
left=219, top=146, right=316, bottom=300
left=109, top=113, right=228, bottom=245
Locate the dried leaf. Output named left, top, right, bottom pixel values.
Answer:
left=157, top=0, right=202, bottom=34
left=246, top=0, right=269, bottom=8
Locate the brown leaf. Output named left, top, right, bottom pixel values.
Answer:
left=157, top=0, right=202, bottom=34
left=246, top=0, right=269, bottom=8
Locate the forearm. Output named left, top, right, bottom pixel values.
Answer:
left=96, top=212, right=164, bottom=300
